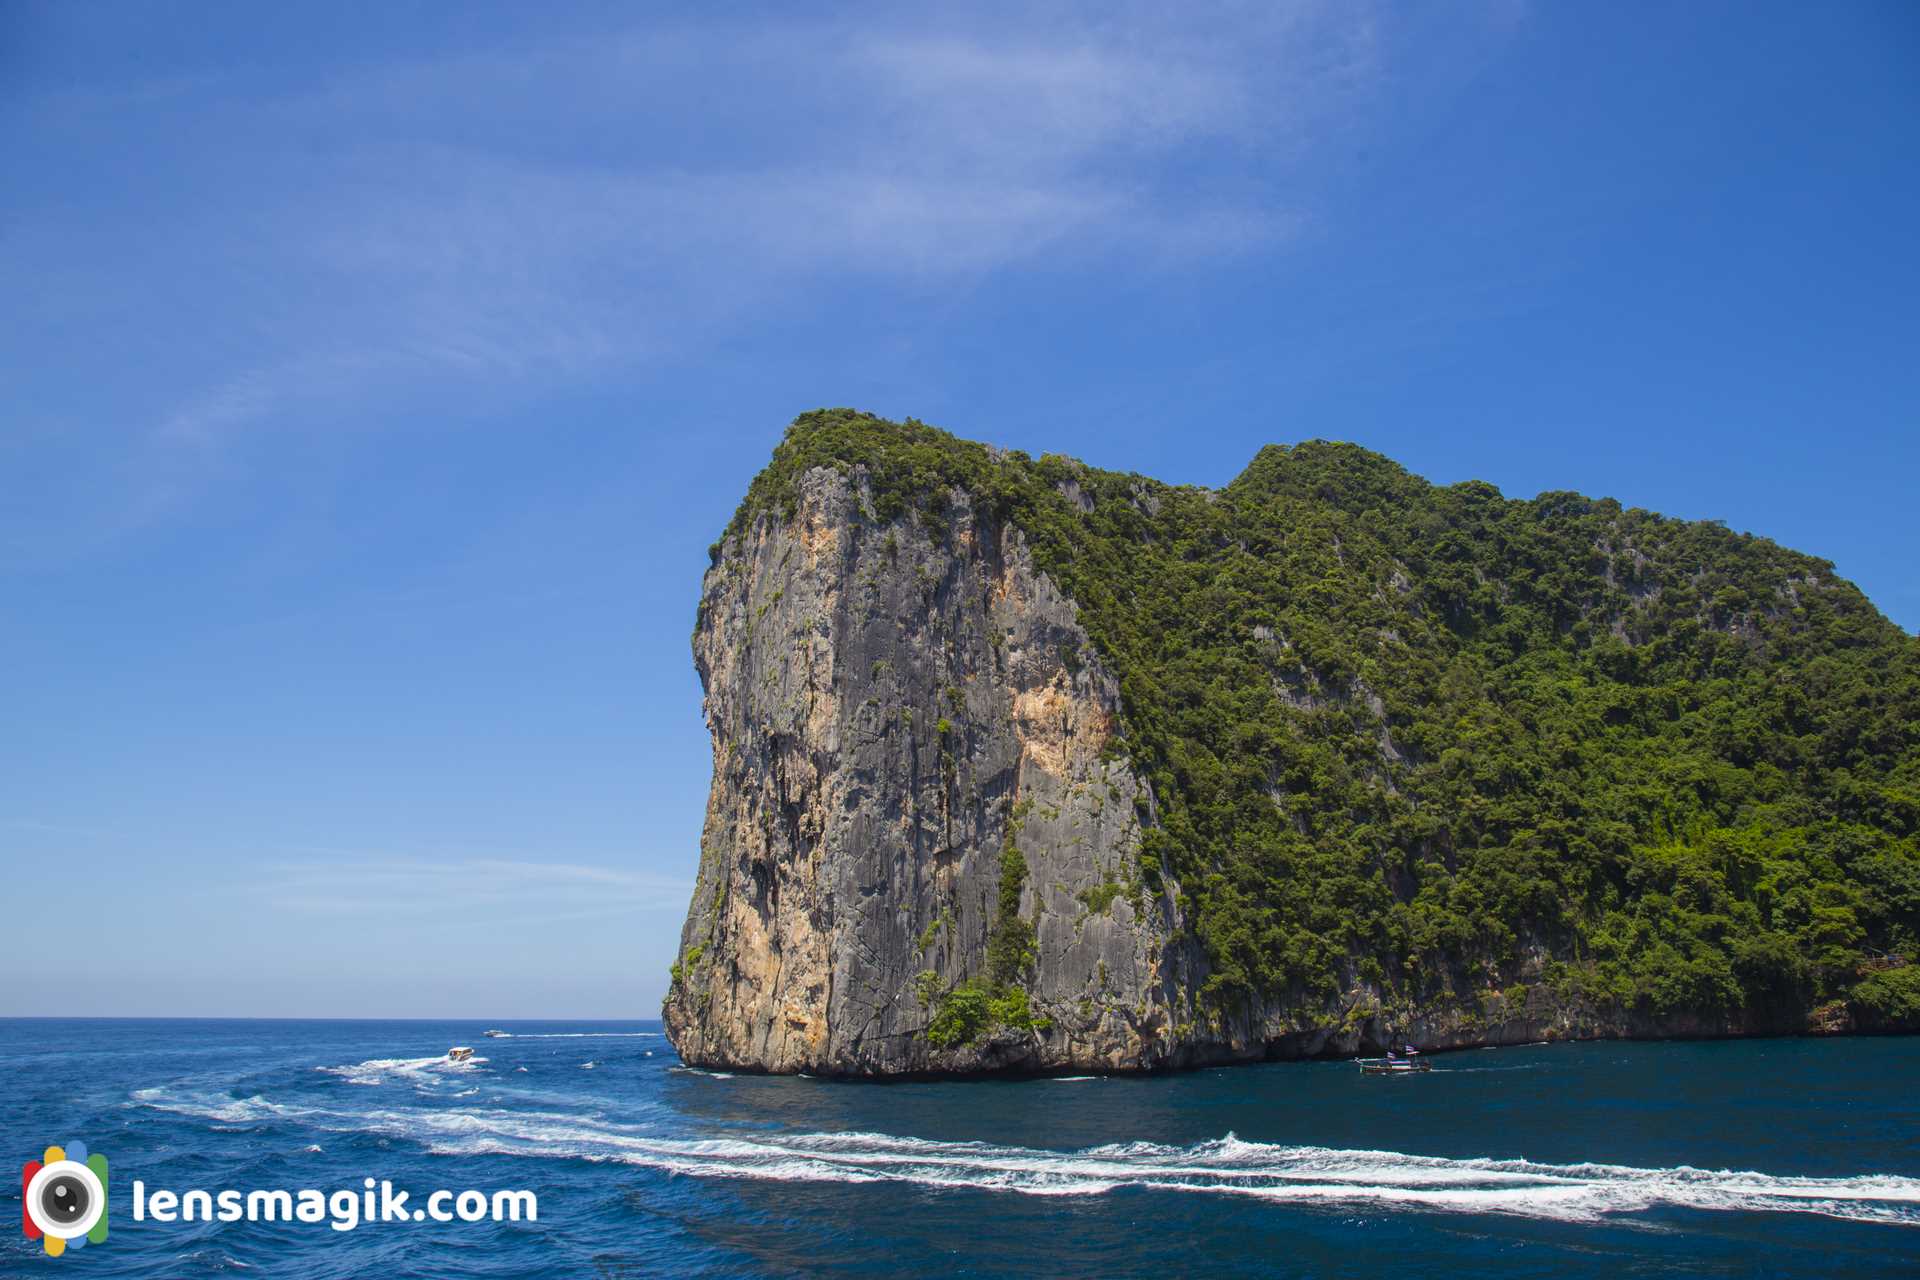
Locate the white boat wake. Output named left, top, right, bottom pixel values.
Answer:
left=129, top=1082, right=1920, bottom=1227
left=407, top=1117, right=1920, bottom=1227
left=313, top=1055, right=487, bottom=1086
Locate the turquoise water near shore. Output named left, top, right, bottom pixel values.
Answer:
left=3, top=1020, right=1916, bottom=1277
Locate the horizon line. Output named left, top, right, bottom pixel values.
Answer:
left=0, top=1014, right=666, bottom=1023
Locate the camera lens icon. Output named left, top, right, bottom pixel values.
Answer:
left=40, top=1170, right=95, bottom=1226
left=22, top=1142, right=109, bottom=1257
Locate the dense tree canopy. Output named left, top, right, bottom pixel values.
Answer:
left=729, top=410, right=1920, bottom=1029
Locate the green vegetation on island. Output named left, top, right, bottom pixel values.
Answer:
left=730, top=409, right=1920, bottom=1033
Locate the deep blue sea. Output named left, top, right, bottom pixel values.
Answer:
left=2, top=1021, right=1916, bottom=1278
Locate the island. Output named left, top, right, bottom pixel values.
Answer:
left=664, top=410, right=1919, bottom=1076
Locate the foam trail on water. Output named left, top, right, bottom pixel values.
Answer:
left=126, top=1076, right=1920, bottom=1228
left=316, top=1056, right=486, bottom=1086
left=406, top=1120, right=1920, bottom=1227
left=130, top=1087, right=319, bottom=1125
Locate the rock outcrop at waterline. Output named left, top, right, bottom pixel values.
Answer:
left=664, top=412, right=1920, bottom=1075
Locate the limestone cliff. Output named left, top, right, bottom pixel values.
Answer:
left=664, top=466, right=1186, bottom=1074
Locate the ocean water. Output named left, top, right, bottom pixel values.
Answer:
left=2, top=1021, right=1916, bottom=1278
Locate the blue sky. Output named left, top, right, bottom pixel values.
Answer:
left=4, top=2, right=1915, bottom=1017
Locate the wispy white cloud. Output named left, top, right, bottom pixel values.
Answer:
left=2, top=821, right=691, bottom=921
left=1, top=1, right=1516, bottom=552
left=251, top=857, right=692, bottom=918
left=156, top=362, right=316, bottom=446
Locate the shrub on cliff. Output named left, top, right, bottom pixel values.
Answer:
left=1850, top=965, right=1920, bottom=1030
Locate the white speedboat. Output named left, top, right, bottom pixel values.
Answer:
left=447, top=1046, right=475, bottom=1062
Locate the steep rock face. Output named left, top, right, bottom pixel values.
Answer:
left=663, top=467, right=1188, bottom=1074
